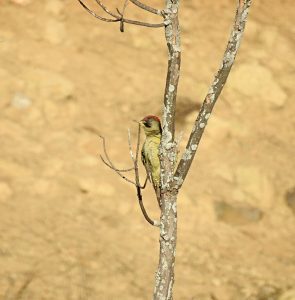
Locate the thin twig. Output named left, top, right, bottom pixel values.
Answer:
left=140, top=176, right=148, bottom=189
left=99, top=135, right=137, bottom=185
left=99, top=135, right=121, bottom=168
left=117, top=0, right=129, bottom=32
left=174, top=0, right=252, bottom=189
left=122, top=18, right=164, bottom=28
left=129, top=126, right=160, bottom=227
left=128, top=128, right=135, bottom=163
left=129, top=0, right=162, bottom=16
left=135, top=123, right=141, bottom=163
left=137, top=185, right=160, bottom=227
left=100, top=155, right=137, bottom=185
left=78, top=0, right=118, bottom=22
left=78, top=0, right=165, bottom=28
left=94, top=0, right=119, bottom=18
left=98, top=129, right=159, bottom=227
left=127, top=127, right=146, bottom=187
left=105, top=165, right=134, bottom=172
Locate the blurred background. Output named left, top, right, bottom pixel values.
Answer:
left=0, top=0, right=294, bottom=299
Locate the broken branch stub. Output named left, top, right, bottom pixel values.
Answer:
left=174, top=0, right=252, bottom=190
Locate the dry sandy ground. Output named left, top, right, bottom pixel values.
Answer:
left=0, top=0, right=295, bottom=299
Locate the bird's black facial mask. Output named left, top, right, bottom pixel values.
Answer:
left=143, top=120, right=152, bottom=128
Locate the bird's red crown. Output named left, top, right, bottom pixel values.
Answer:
left=142, top=115, right=161, bottom=123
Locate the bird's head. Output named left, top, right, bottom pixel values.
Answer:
left=139, top=115, right=162, bottom=136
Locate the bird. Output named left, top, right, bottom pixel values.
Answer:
left=139, top=115, right=162, bottom=208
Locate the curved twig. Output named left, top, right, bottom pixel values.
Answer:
left=117, top=0, right=129, bottom=32
left=128, top=127, right=160, bottom=227
left=99, top=135, right=137, bottom=185
left=78, top=0, right=165, bottom=29
left=94, top=0, right=119, bottom=18
left=122, top=18, right=164, bottom=28
left=99, top=157, right=134, bottom=173
left=129, top=0, right=162, bottom=16
left=100, top=155, right=137, bottom=185
left=137, top=185, right=160, bottom=227
left=174, top=0, right=252, bottom=189
left=78, top=0, right=119, bottom=22
left=98, top=129, right=159, bottom=227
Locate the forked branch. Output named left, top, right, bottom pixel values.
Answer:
left=78, top=0, right=118, bottom=22
left=174, top=0, right=252, bottom=189
left=99, top=135, right=137, bottom=185
left=98, top=127, right=159, bottom=227
left=128, top=126, right=160, bottom=227
left=78, top=0, right=252, bottom=298
left=78, top=0, right=165, bottom=29
left=94, top=0, right=119, bottom=18
left=129, top=0, right=162, bottom=16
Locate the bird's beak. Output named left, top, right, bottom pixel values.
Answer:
left=138, top=120, right=145, bottom=127
left=133, top=120, right=145, bottom=128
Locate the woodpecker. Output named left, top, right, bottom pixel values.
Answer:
left=140, top=115, right=162, bottom=208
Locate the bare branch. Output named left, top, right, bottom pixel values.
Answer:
left=118, top=0, right=129, bottom=32
left=100, top=155, right=137, bottom=185
left=141, top=176, right=148, bottom=189
left=129, top=126, right=160, bottom=227
left=128, top=129, right=135, bottom=162
left=174, top=0, right=252, bottom=189
left=98, top=128, right=159, bottom=226
left=78, top=0, right=119, bottom=22
left=127, top=127, right=146, bottom=188
left=154, top=2, right=181, bottom=298
left=129, top=126, right=143, bottom=188
left=100, top=160, right=134, bottom=173
left=98, top=128, right=159, bottom=227
left=78, top=1, right=252, bottom=298
left=94, top=0, right=119, bottom=18
left=137, top=185, right=160, bottom=227
left=135, top=123, right=141, bottom=163
left=129, top=0, right=162, bottom=16
left=99, top=135, right=137, bottom=185
left=122, top=18, right=164, bottom=28
left=161, top=11, right=181, bottom=142
left=78, top=0, right=164, bottom=29
left=123, top=0, right=129, bottom=12
left=98, top=135, right=118, bottom=167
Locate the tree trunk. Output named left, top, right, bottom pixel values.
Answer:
left=153, top=191, right=178, bottom=300
left=77, top=0, right=252, bottom=299
left=154, top=1, right=181, bottom=299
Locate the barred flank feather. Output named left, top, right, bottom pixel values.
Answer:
left=140, top=116, right=162, bottom=208
left=141, top=135, right=161, bottom=207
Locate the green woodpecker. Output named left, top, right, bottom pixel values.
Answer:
left=140, top=115, right=162, bottom=208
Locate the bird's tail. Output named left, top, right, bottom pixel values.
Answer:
left=154, top=185, right=162, bottom=209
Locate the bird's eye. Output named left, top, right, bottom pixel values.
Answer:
left=144, top=121, right=151, bottom=128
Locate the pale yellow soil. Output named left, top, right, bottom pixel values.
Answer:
left=0, top=1, right=295, bottom=299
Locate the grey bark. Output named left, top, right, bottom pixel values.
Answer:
left=156, top=1, right=252, bottom=299
left=155, top=1, right=181, bottom=299
left=77, top=0, right=252, bottom=299
left=174, top=0, right=252, bottom=188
